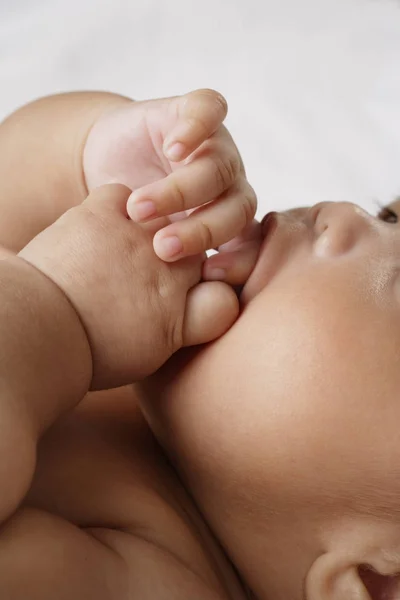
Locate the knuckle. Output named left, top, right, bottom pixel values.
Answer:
left=166, top=313, right=184, bottom=353
left=239, top=197, right=256, bottom=230
left=212, top=91, right=228, bottom=117
left=185, top=89, right=228, bottom=132
left=158, top=309, right=174, bottom=356
left=150, top=269, right=184, bottom=354
left=196, top=89, right=228, bottom=117
left=240, top=186, right=257, bottom=225
left=169, top=177, right=187, bottom=211
left=214, top=154, right=241, bottom=192
left=196, top=219, right=214, bottom=250
left=153, top=267, right=172, bottom=300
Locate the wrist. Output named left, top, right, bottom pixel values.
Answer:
left=0, top=256, right=92, bottom=433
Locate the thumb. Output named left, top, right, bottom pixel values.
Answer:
left=182, top=281, right=239, bottom=346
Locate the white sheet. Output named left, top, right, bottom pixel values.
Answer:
left=1, top=0, right=400, bottom=217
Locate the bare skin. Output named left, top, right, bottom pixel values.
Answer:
left=142, top=199, right=400, bottom=600
left=0, top=90, right=256, bottom=600
left=3, top=87, right=399, bottom=600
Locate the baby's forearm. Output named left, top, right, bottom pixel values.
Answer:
left=0, top=257, right=91, bottom=524
left=0, top=92, right=130, bottom=251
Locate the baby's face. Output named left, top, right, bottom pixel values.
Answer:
left=141, top=200, right=400, bottom=597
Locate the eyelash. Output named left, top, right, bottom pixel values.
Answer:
left=375, top=201, right=399, bottom=224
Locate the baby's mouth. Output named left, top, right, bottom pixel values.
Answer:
left=240, top=208, right=311, bottom=305
left=239, top=212, right=280, bottom=304
left=261, top=211, right=278, bottom=238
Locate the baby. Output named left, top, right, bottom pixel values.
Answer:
left=0, top=89, right=399, bottom=600
left=0, top=88, right=258, bottom=600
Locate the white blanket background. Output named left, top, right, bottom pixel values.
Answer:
left=1, top=0, right=400, bottom=217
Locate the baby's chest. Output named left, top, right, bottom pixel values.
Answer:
left=21, top=386, right=239, bottom=599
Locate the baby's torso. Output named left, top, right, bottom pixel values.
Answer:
left=1, top=386, right=247, bottom=600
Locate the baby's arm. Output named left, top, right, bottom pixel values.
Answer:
left=0, top=179, right=238, bottom=522
left=0, top=254, right=91, bottom=524
left=0, top=184, right=237, bottom=600
left=0, top=92, right=129, bottom=250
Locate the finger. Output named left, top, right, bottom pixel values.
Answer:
left=127, top=141, right=241, bottom=222
left=182, top=281, right=239, bottom=346
left=163, top=89, right=228, bottom=162
left=140, top=215, right=173, bottom=236
left=216, top=218, right=261, bottom=253
left=152, top=181, right=257, bottom=261
left=83, top=183, right=132, bottom=216
left=203, top=220, right=262, bottom=285
left=203, top=243, right=261, bottom=285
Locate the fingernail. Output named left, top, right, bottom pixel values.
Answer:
left=155, top=235, right=183, bottom=259
left=207, top=268, right=226, bottom=281
left=164, top=142, right=186, bottom=162
left=128, top=199, right=157, bottom=222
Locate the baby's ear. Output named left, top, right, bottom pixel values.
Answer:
left=358, top=565, right=400, bottom=600
left=306, top=552, right=400, bottom=600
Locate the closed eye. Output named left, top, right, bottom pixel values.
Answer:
left=376, top=204, right=398, bottom=224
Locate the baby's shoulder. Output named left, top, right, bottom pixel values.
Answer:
left=1, top=386, right=243, bottom=600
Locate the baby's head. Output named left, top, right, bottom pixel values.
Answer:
left=142, top=200, right=400, bottom=599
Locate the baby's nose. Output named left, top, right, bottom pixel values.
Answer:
left=311, top=201, right=372, bottom=257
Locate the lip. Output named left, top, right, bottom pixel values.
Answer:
left=240, top=212, right=280, bottom=305
left=241, top=209, right=310, bottom=305
left=261, top=211, right=278, bottom=237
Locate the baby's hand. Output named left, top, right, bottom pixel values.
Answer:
left=84, top=89, right=261, bottom=284
left=19, top=185, right=238, bottom=390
